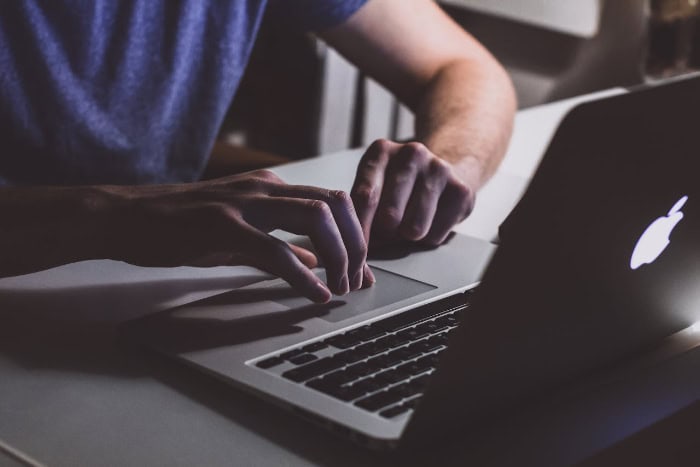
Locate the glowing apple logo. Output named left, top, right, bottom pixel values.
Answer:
left=630, top=195, right=687, bottom=270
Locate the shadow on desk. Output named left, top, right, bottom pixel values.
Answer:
left=0, top=274, right=264, bottom=377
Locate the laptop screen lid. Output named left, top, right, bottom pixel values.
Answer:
left=403, top=75, right=700, bottom=444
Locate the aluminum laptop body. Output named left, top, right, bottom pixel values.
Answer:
left=126, top=75, right=700, bottom=450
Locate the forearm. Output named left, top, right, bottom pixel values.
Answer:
left=414, top=58, right=516, bottom=190
left=0, top=185, right=119, bottom=277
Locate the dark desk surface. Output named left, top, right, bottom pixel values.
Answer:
left=580, top=398, right=700, bottom=467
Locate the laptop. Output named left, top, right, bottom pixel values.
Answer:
left=125, top=74, right=700, bottom=450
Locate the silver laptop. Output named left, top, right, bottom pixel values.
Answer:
left=125, top=74, right=700, bottom=450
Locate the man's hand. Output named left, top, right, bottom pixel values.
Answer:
left=322, top=0, right=517, bottom=247
left=0, top=170, right=374, bottom=304
left=117, top=170, right=374, bottom=302
left=351, top=139, right=475, bottom=247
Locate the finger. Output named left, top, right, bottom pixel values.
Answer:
left=399, top=160, right=450, bottom=241
left=351, top=139, right=400, bottom=244
left=269, top=186, right=367, bottom=292
left=423, top=180, right=475, bottom=246
left=289, top=244, right=318, bottom=269
left=237, top=224, right=332, bottom=303
left=245, top=197, right=350, bottom=296
left=373, top=143, right=430, bottom=240
left=362, top=263, right=376, bottom=289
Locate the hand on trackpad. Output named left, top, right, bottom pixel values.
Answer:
left=268, top=267, right=436, bottom=323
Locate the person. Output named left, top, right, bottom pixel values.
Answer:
left=0, top=0, right=516, bottom=303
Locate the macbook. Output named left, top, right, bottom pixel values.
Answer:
left=125, top=74, right=700, bottom=450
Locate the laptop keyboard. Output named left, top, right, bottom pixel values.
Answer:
left=254, top=289, right=473, bottom=419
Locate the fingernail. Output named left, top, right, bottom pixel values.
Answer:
left=340, top=275, right=350, bottom=295
left=314, top=281, right=331, bottom=303
left=351, top=270, right=363, bottom=290
left=363, top=264, right=376, bottom=286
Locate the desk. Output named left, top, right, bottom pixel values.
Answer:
left=1, top=89, right=699, bottom=467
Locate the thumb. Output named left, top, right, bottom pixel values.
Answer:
left=289, top=244, right=318, bottom=269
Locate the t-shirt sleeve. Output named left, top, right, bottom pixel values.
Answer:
left=266, top=0, right=369, bottom=32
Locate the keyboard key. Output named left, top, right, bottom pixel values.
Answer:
left=373, top=334, right=403, bottom=350
left=324, top=335, right=355, bottom=349
left=307, top=379, right=367, bottom=401
left=404, top=395, right=422, bottom=408
left=306, top=377, right=337, bottom=392
left=433, top=332, right=450, bottom=345
left=352, top=377, right=385, bottom=394
left=365, top=354, right=396, bottom=371
left=301, top=341, right=328, bottom=353
left=409, top=339, right=439, bottom=354
left=398, top=344, right=424, bottom=360
left=393, top=381, right=424, bottom=398
left=280, top=349, right=305, bottom=360
left=282, top=357, right=344, bottom=382
left=288, top=353, right=317, bottom=365
left=335, top=349, right=365, bottom=364
left=346, top=325, right=386, bottom=343
left=395, top=360, right=429, bottom=377
left=355, top=341, right=387, bottom=358
left=412, top=355, right=437, bottom=372
left=355, top=388, right=404, bottom=411
left=405, top=340, right=431, bottom=354
left=328, top=385, right=370, bottom=402
left=323, top=369, right=360, bottom=386
left=372, top=293, right=467, bottom=333
left=395, top=327, right=430, bottom=342
left=380, top=404, right=412, bottom=418
left=423, top=352, right=442, bottom=366
left=409, top=374, right=431, bottom=389
left=416, top=320, right=449, bottom=335
left=384, top=347, right=417, bottom=366
left=256, top=356, right=284, bottom=369
left=425, top=336, right=446, bottom=351
left=323, top=326, right=385, bottom=351
left=374, top=369, right=409, bottom=385
left=346, top=362, right=376, bottom=378
left=436, top=314, right=459, bottom=327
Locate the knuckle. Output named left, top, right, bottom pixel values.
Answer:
left=405, top=141, right=427, bottom=154
left=307, top=199, right=333, bottom=222
left=369, top=138, right=393, bottom=155
left=461, top=198, right=475, bottom=218
left=452, top=183, right=475, bottom=219
left=380, top=205, right=402, bottom=226
left=404, top=142, right=429, bottom=160
left=328, top=189, right=352, bottom=208
left=234, top=177, right=266, bottom=192
left=428, top=158, right=450, bottom=178
left=352, top=185, right=379, bottom=208
left=402, top=219, right=425, bottom=236
left=395, top=144, right=427, bottom=169
left=358, top=238, right=369, bottom=258
left=200, top=202, right=233, bottom=222
left=420, top=173, right=445, bottom=194
left=254, top=169, right=280, bottom=181
left=398, top=157, right=420, bottom=173
left=451, top=180, right=473, bottom=200
left=232, top=178, right=255, bottom=191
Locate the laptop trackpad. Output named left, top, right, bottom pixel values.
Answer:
left=270, top=267, right=436, bottom=323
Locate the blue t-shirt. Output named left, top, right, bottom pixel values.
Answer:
left=0, top=0, right=367, bottom=186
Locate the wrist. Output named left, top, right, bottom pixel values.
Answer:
left=76, top=185, right=135, bottom=262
